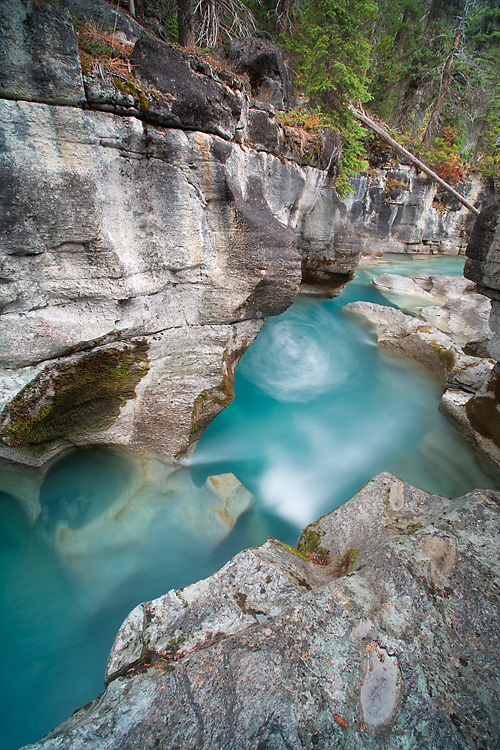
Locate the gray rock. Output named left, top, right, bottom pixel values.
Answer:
left=23, top=473, right=500, bottom=749
left=413, top=273, right=476, bottom=298
left=343, top=299, right=495, bottom=389
left=0, top=96, right=354, bottom=462
left=465, top=200, right=500, bottom=358
left=372, top=272, right=436, bottom=302
left=344, top=169, right=490, bottom=257
left=465, top=200, right=500, bottom=301
left=440, top=386, right=500, bottom=480
left=226, top=34, right=295, bottom=110
left=130, top=36, right=243, bottom=140
left=0, top=0, right=85, bottom=106
left=60, top=0, right=146, bottom=46
left=342, top=300, right=415, bottom=333
left=369, top=272, right=493, bottom=349
left=418, top=293, right=492, bottom=348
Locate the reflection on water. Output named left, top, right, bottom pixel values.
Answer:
left=1, top=253, right=498, bottom=749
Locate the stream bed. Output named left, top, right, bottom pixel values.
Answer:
left=1, top=253, right=497, bottom=749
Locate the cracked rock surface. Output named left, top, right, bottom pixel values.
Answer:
left=24, top=473, right=500, bottom=749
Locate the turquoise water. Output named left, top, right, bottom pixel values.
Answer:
left=1, top=254, right=497, bottom=749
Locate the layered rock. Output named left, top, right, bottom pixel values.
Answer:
left=343, top=297, right=499, bottom=476
left=371, top=272, right=493, bottom=348
left=465, top=200, right=500, bottom=358
left=437, top=200, right=500, bottom=471
left=343, top=147, right=493, bottom=256
left=24, top=473, right=500, bottom=749
left=0, top=0, right=353, bottom=466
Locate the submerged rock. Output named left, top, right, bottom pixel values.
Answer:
left=24, top=473, right=500, bottom=749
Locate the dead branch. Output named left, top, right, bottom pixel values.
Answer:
left=348, top=104, right=480, bottom=215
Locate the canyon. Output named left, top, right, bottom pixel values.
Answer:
left=0, top=1, right=499, bottom=748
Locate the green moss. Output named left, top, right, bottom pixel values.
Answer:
left=1, top=342, right=149, bottom=449
left=276, top=540, right=308, bottom=562
left=112, top=78, right=150, bottom=112
left=428, top=341, right=455, bottom=371
left=168, top=635, right=186, bottom=651
left=297, top=526, right=332, bottom=566
left=384, top=177, right=409, bottom=199
left=332, top=547, right=358, bottom=577
left=402, top=522, right=423, bottom=536
left=190, top=381, right=234, bottom=440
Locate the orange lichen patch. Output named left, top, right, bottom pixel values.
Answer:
left=333, top=713, right=348, bottom=728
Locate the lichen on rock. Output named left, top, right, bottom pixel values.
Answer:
left=0, top=341, right=149, bottom=449
left=23, top=473, right=500, bottom=749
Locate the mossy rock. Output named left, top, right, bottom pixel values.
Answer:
left=1, top=341, right=149, bottom=449
left=332, top=547, right=358, bottom=577
left=276, top=541, right=308, bottom=562
left=297, top=526, right=332, bottom=566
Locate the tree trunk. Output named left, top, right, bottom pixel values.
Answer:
left=349, top=105, right=480, bottom=215
left=177, top=0, right=195, bottom=47
left=277, top=0, right=290, bottom=34
left=422, top=1, right=471, bottom=145
left=422, top=27, right=462, bottom=145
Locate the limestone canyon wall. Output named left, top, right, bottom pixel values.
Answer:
left=0, top=0, right=491, bottom=467
left=0, top=0, right=350, bottom=466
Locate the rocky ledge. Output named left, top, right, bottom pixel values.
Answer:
left=0, top=0, right=354, bottom=467
left=24, top=472, right=500, bottom=749
left=343, top=268, right=500, bottom=478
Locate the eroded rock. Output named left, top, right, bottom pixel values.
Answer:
left=344, top=299, right=499, bottom=475
left=24, top=473, right=500, bottom=749
left=0, top=0, right=85, bottom=106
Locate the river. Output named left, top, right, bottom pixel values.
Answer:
left=1, top=253, right=497, bottom=749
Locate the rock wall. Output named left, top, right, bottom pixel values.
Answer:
left=343, top=155, right=492, bottom=257
left=0, top=0, right=492, bottom=467
left=24, top=473, right=500, bottom=749
left=446, top=200, right=500, bottom=468
left=0, top=0, right=351, bottom=466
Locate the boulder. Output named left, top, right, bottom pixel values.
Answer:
left=225, top=34, right=294, bottom=110
left=371, top=272, right=493, bottom=348
left=440, top=382, right=500, bottom=480
left=412, top=273, right=476, bottom=298
left=130, top=36, right=243, bottom=140
left=24, top=473, right=500, bottom=749
left=0, top=0, right=85, bottom=106
left=344, top=300, right=498, bottom=474
left=418, top=294, right=492, bottom=348
left=343, top=300, right=495, bottom=390
left=372, top=272, right=436, bottom=302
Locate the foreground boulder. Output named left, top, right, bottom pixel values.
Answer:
left=24, top=473, right=500, bottom=749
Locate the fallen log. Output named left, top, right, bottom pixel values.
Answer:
left=349, top=104, right=480, bottom=216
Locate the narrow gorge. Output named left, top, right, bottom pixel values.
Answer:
left=1, top=1, right=499, bottom=749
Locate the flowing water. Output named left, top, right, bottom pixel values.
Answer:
left=1, top=253, right=497, bottom=749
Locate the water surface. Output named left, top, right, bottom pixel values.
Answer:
left=1, top=253, right=497, bottom=749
